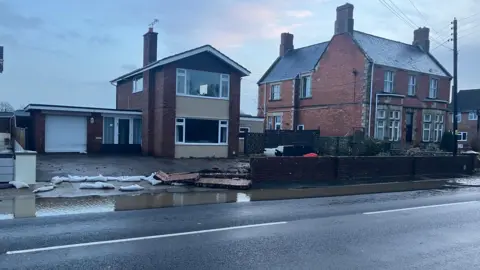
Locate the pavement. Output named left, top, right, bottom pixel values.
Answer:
left=36, top=154, right=248, bottom=182
left=3, top=187, right=480, bottom=269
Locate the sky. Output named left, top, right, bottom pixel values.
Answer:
left=0, top=0, right=479, bottom=115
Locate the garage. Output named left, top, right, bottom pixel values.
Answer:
left=45, top=115, right=87, bottom=153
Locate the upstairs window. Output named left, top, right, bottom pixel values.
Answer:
left=407, top=75, right=416, bottom=96
left=469, top=112, right=478, bottom=121
left=300, top=75, right=312, bottom=98
left=429, top=78, right=438, bottom=99
left=270, top=84, right=281, bottom=100
left=176, top=68, right=229, bottom=99
left=132, top=77, right=143, bottom=93
left=384, top=71, right=394, bottom=93
left=452, top=113, right=462, bottom=123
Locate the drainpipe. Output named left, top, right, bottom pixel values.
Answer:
left=263, top=83, right=267, bottom=128
left=367, top=61, right=375, bottom=137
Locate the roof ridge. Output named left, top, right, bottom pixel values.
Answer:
left=353, top=30, right=418, bottom=48
left=293, top=41, right=329, bottom=51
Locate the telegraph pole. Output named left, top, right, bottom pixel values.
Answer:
left=452, top=18, right=458, bottom=156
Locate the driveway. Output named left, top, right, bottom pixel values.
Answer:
left=36, top=154, right=248, bottom=182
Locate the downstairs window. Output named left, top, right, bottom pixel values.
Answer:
left=176, top=118, right=228, bottom=144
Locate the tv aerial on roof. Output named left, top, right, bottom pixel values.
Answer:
left=149, top=19, right=159, bottom=29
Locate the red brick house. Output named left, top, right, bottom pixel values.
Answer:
left=447, top=89, right=480, bottom=149
left=257, top=3, right=451, bottom=144
left=110, top=27, right=251, bottom=158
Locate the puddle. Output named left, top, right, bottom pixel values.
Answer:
left=0, top=181, right=452, bottom=219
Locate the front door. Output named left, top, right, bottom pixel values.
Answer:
left=118, top=119, right=130, bottom=145
left=405, top=112, right=413, bottom=143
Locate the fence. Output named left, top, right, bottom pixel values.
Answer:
left=250, top=155, right=475, bottom=184
left=243, top=130, right=320, bottom=155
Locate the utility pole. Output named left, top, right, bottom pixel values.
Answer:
left=452, top=18, right=458, bottom=156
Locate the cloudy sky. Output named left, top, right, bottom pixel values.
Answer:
left=0, top=0, right=479, bottom=114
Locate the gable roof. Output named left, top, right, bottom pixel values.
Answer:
left=450, top=89, right=480, bottom=112
left=258, top=42, right=329, bottom=84
left=259, top=30, right=451, bottom=84
left=111, top=45, right=251, bottom=84
left=352, top=31, right=451, bottom=77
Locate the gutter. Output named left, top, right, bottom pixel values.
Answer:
left=367, top=61, right=375, bottom=137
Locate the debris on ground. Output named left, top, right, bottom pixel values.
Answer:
left=196, top=178, right=251, bottom=190
left=119, top=184, right=145, bottom=192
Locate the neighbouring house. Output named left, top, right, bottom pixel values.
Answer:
left=110, top=27, right=251, bottom=158
left=24, top=104, right=143, bottom=154
left=239, top=113, right=264, bottom=154
left=257, top=3, right=451, bottom=145
left=447, top=89, right=480, bottom=149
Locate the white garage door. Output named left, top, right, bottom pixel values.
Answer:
left=45, top=115, right=87, bottom=153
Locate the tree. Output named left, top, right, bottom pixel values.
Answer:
left=440, top=131, right=455, bottom=152
left=0, top=102, right=14, bottom=112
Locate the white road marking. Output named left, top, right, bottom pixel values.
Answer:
left=6, top=221, right=288, bottom=255
left=363, top=201, right=478, bottom=215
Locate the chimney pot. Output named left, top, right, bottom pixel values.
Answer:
left=334, top=3, right=354, bottom=35
left=279, top=32, right=294, bottom=57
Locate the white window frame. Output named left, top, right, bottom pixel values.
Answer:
left=457, top=132, right=468, bottom=142
left=408, top=75, right=416, bottom=96
left=434, top=114, right=444, bottom=142
left=274, top=116, right=282, bottom=130
left=469, top=112, right=478, bottom=121
left=102, top=115, right=140, bottom=145
left=429, top=78, right=438, bottom=99
left=300, top=75, right=312, bottom=98
left=175, top=118, right=229, bottom=145
left=175, top=68, right=230, bottom=100
left=376, top=120, right=385, bottom=140
left=388, top=110, right=401, bottom=141
left=132, top=77, right=143, bottom=93
left=423, top=114, right=432, bottom=123
left=266, top=116, right=274, bottom=130
left=270, top=84, right=281, bottom=100
left=384, top=71, right=394, bottom=93
left=239, top=127, right=250, bottom=140
left=422, top=113, right=432, bottom=142
left=297, top=124, right=304, bottom=130
left=377, top=110, right=386, bottom=119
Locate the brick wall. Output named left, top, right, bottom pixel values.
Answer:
left=250, top=155, right=474, bottom=183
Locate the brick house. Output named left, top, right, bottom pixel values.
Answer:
left=257, top=3, right=451, bottom=144
left=447, top=89, right=480, bottom=149
left=110, top=27, right=251, bottom=158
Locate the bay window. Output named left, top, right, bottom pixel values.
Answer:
left=388, top=111, right=401, bottom=141
left=422, top=114, right=432, bottom=142
left=176, top=68, right=229, bottom=99
left=175, top=118, right=229, bottom=144
left=274, top=116, right=282, bottom=130
left=434, top=114, right=444, bottom=142
left=375, top=109, right=386, bottom=140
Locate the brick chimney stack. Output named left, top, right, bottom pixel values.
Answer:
left=143, top=27, right=158, bottom=66
left=413, top=27, right=430, bottom=53
left=334, top=3, right=354, bottom=35
left=279, top=33, right=294, bottom=57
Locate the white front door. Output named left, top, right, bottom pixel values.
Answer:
left=45, top=115, right=87, bottom=153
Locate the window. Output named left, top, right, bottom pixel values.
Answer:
left=375, top=110, right=386, bottom=139
left=422, top=114, right=432, bottom=142
left=457, top=132, right=468, bottom=141
left=384, top=71, right=394, bottom=93
left=103, top=117, right=114, bottom=144
left=175, top=68, right=229, bottom=99
left=388, top=111, right=401, bottom=141
left=274, top=116, right=282, bottom=130
left=408, top=75, right=416, bottom=96
left=133, top=118, right=142, bottom=144
left=377, top=110, right=386, bottom=119
left=132, top=77, right=143, bottom=93
left=297, top=124, right=304, bottom=130
left=452, top=113, right=462, bottom=123
left=434, top=114, right=444, bottom=142
left=267, top=116, right=274, bottom=130
left=175, top=118, right=229, bottom=144
left=300, top=76, right=312, bottom=98
left=429, top=78, right=438, bottom=99
left=270, top=84, right=281, bottom=100
left=469, top=112, right=478, bottom=121
left=239, top=127, right=250, bottom=139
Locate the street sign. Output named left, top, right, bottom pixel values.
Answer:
left=0, top=46, right=3, bottom=73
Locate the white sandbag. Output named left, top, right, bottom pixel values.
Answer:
left=105, top=176, right=123, bottom=181
left=118, top=176, right=143, bottom=182
left=85, top=175, right=107, bottom=182
left=79, top=182, right=115, bottom=189
left=51, top=176, right=69, bottom=184
left=119, top=184, right=145, bottom=192
left=33, top=185, right=55, bottom=193
left=142, top=173, right=162, bottom=186
left=8, top=181, right=29, bottom=189
left=67, top=175, right=87, bottom=182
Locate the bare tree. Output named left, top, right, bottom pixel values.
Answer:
left=0, top=102, right=14, bottom=112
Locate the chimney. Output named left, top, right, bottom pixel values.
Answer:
left=143, top=27, right=158, bottom=66
left=279, top=33, right=294, bottom=57
left=334, top=3, right=354, bottom=35
left=413, top=27, right=430, bottom=53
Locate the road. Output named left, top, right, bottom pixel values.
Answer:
left=2, top=188, right=480, bottom=269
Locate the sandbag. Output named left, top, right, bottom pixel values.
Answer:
left=33, top=185, right=55, bottom=193
left=85, top=175, right=108, bottom=182
left=8, top=181, right=29, bottom=189
left=119, top=184, right=144, bottom=192
left=118, top=176, right=143, bottom=182
left=79, top=182, right=115, bottom=189
left=142, top=173, right=162, bottom=186
left=51, top=176, right=70, bottom=184
left=67, top=175, right=87, bottom=182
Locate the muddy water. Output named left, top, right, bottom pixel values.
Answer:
left=0, top=179, right=452, bottom=219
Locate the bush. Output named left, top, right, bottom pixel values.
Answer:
left=361, top=138, right=386, bottom=156
left=440, top=131, right=455, bottom=152
left=469, top=137, right=480, bottom=152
